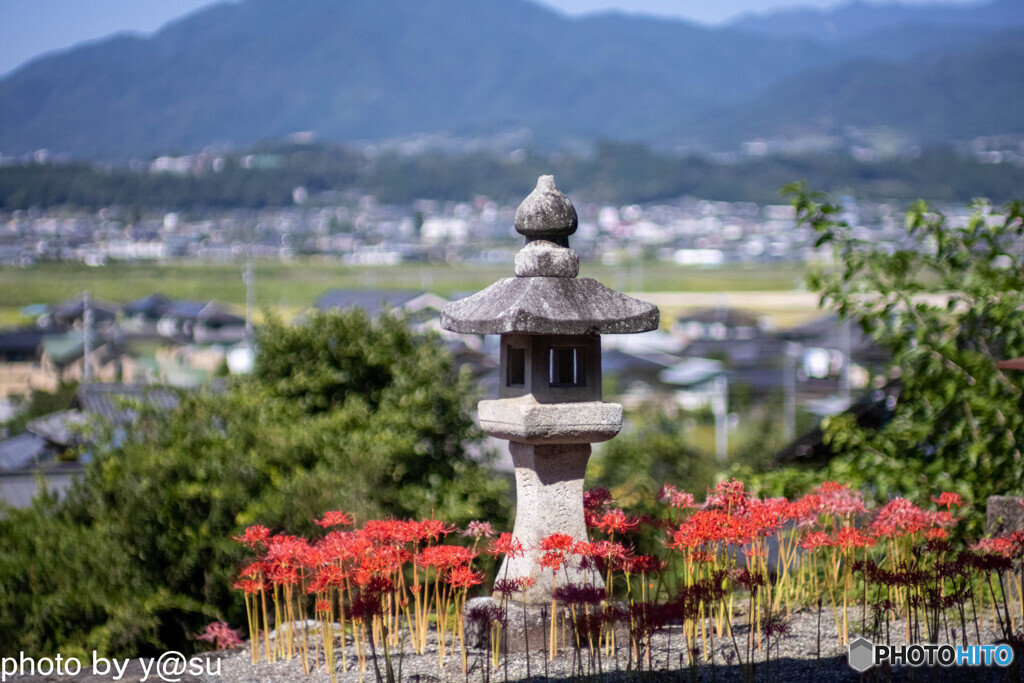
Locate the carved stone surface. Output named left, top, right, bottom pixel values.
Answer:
left=514, top=176, right=577, bottom=246
left=496, top=442, right=602, bottom=605
left=478, top=399, right=622, bottom=444
left=987, top=495, right=1024, bottom=536
left=514, top=240, right=579, bottom=278
left=463, top=597, right=548, bottom=651
left=440, top=276, right=659, bottom=335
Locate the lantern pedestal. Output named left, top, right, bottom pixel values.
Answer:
left=497, top=442, right=595, bottom=604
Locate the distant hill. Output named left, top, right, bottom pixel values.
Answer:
left=730, top=0, right=1024, bottom=43
left=0, top=0, right=1022, bottom=158
left=691, top=27, right=1024, bottom=145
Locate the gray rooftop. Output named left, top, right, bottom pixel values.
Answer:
left=315, top=289, right=426, bottom=315
left=75, top=383, right=179, bottom=423
left=0, top=433, right=56, bottom=471
left=26, top=410, right=88, bottom=448
left=0, top=464, right=82, bottom=509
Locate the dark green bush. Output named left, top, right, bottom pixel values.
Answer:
left=0, top=310, right=509, bottom=657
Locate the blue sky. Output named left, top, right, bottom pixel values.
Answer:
left=0, top=0, right=979, bottom=76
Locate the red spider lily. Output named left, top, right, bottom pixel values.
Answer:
left=195, top=621, right=244, bottom=651
left=763, top=617, right=792, bottom=640
left=870, top=498, right=934, bottom=538
left=415, top=518, right=455, bottom=544
left=445, top=565, right=484, bottom=589
left=658, top=483, right=696, bottom=510
left=973, top=531, right=1024, bottom=558
left=799, top=531, right=833, bottom=551
left=360, top=518, right=408, bottom=545
left=742, top=546, right=767, bottom=559
left=349, top=592, right=384, bottom=621
left=589, top=540, right=629, bottom=562
left=314, top=510, right=353, bottom=528
left=706, top=478, right=750, bottom=513
left=393, top=519, right=425, bottom=544
left=316, top=529, right=361, bottom=563
left=238, top=561, right=265, bottom=579
left=730, top=568, right=766, bottom=590
left=233, top=524, right=271, bottom=549
left=572, top=541, right=596, bottom=557
left=487, top=533, right=524, bottom=559
left=494, top=576, right=535, bottom=594
left=362, top=575, right=395, bottom=594
left=315, top=599, right=331, bottom=613
left=690, top=549, right=716, bottom=563
left=540, top=532, right=576, bottom=552
left=358, top=544, right=409, bottom=576
left=461, top=520, right=495, bottom=539
left=553, top=583, right=605, bottom=605
left=583, top=487, right=612, bottom=512
left=671, top=509, right=750, bottom=550
left=267, top=564, right=300, bottom=586
left=307, top=564, right=347, bottom=593
left=417, top=544, right=477, bottom=571
left=233, top=577, right=264, bottom=594
left=540, top=551, right=565, bottom=572
left=597, top=509, right=640, bottom=535
left=624, top=554, right=664, bottom=575
left=812, top=481, right=867, bottom=517
left=925, top=528, right=949, bottom=541
left=299, top=544, right=324, bottom=570
left=745, top=498, right=784, bottom=538
left=783, top=494, right=821, bottom=526
left=833, top=526, right=876, bottom=550
left=932, top=492, right=964, bottom=510
left=264, top=534, right=312, bottom=584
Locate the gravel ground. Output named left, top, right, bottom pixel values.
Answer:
left=9, top=608, right=1021, bottom=682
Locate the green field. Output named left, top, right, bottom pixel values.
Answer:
left=0, top=259, right=809, bottom=325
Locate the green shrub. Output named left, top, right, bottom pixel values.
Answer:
left=0, top=310, right=509, bottom=657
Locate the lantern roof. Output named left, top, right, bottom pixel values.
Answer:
left=441, top=176, right=659, bottom=336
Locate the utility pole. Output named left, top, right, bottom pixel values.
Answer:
left=713, top=373, right=728, bottom=462
left=82, top=290, right=93, bottom=382
left=840, top=318, right=851, bottom=404
left=243, top=259, right=254, bottom=344
left=783, top=341, right=800, bottom=442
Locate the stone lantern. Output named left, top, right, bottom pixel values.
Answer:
left=441, top=176, right=659, bottom=605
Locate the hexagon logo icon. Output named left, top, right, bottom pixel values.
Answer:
left=848, top=637, right=875, bottom=672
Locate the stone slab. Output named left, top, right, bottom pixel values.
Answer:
left=478, top=399, right=622, bottom=444
left=463, top=597, right=624, bottom=653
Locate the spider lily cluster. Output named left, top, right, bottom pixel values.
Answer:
left=231, top=481, right=1024, bottom=681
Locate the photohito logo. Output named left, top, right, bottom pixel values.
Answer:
left=848, top=637, right=1014, bottom=671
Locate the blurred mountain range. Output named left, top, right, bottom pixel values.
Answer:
left=1, top=0, right=1022, bottom=158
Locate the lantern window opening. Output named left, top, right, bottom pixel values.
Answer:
left=507, top=347, right=526, bottom=387
left=549, top=346, right=585, bottom=387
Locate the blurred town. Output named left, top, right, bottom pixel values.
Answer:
left=0, top=183, right=978, bottom=269
left=0, top=215, right=895, bottom=510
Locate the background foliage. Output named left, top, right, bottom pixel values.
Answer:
left=748, top=187, right=1024, bottom=535
left=0, top=310, right=509, bottom=658
left=5, top=144, right=1024, bottom=209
